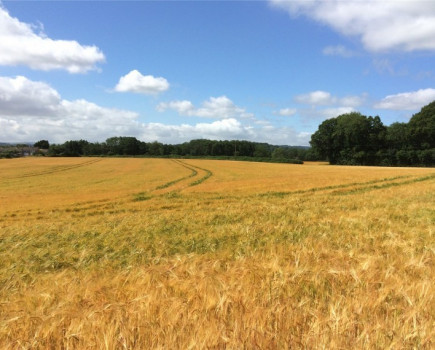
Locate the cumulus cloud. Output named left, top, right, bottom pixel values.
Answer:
left=142, top=118, right=254, bottom=143
left=297, top=106, right=357, bottom=124
left=339, top=95, right=366, bottom=108
left=295, top=91, right=335, bottom=106
left=0, top=76, right=140, bottom=142
left=156, top=100, right=194, bottom=114
left=374, top=88, right=435, bottom=110
left=275, top=108, right=297, bottom=117
left=295, top=90, right=365, bottom=108
left=0, top=6, right=105, bottom=73
left=138, top=120, right=311, bottom=146
left=270, top=0, right=435, bottom=52
left=0, top=76, right=61, bottom=117
left=0, top=75, right=311, bottom=145
left=291, top=90, right=364, bottom=122
left=114, top=70, right=169, bottom=95
left=157, top=96, right=253, bottom=119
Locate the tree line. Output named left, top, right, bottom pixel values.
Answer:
left=310, top=100, right=435, bottom=166
left=33, top=100, right=435, bottom=166
left=40, top=138, right=317, bottom=163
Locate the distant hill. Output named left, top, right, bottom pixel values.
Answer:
left=0, top=142, right=34, bottom=146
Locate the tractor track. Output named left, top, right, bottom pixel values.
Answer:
left=4, top=159, right=103, bottom=180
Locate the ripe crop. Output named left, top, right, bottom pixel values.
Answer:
left=1, top=158, right=434, bottom=348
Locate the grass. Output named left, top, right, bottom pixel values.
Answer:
left=0, top=157, right=434, bottom=348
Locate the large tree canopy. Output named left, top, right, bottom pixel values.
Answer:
left=408, top=100, right=435, bottom=149
left=310, top=101, right=435, bottom=166
left=310, top=112, right=386, bottom=165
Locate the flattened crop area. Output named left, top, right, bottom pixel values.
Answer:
left=1, top=158, right=434, bottom=349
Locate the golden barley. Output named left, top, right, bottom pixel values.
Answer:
left=0, top=157, right=434, bottom=348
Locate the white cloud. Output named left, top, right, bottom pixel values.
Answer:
left=374, top=88, right=435, bottom=110
left=143, top=118, right=253, bottom=142
left=271, top=0, right=435, bottom=52
left=279, top=91, right=365, bottom=124
left=142, top=121, right=311, bottom=146
left=157, top=95, right=253, bottom=119
left=114, top=70, right=169, bottom=95
left=0, top=75, right=311, bottom=145
left=339, top=95, right=366, bottom=108
left=323, top=45, right=357, bottom=58
left=156, top=100, right=194, bottom=114
left=275, top=108, right=297, bottom=117
left=295, top=90, right=365, bottom=108
left=0, top=76, right=140, bottom=143
left=320, top=107, right=357, bottom=119
left=0, top=76, right=61, bottom=117
left=0, top=6, right=105, bottom=73
left=295, top=91, right=335, bottom=106
left=297, top=106, right=357, bottom=123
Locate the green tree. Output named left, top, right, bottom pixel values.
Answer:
left=386, top=122, right=409, bottom=151
left=34, top=140, right=50, bottom=149
left=408, top=100, right=435, bottom=149
left=271, top=147, right=287, bottom=159
left=310, top=117, right=339, bottom=163
left=105, top=137, right=122, bottom=155
left=63, top=140, right=89, bottom=156
left=148, top=141, right=164, bottom=156
left=310, top=112, right=386, bottom=165
left=253, top=143, right=271, bottom=158
left=119, top=137, right=141, bottom=155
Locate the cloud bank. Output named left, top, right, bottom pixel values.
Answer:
left=271, top=0, right=435, bottom=52
left=0, top=6, right=105, bottom=73
left=157, top=96, right=253, bottom=119
left=0, top=76, right=140, bottom=142
left=0, top=75, right=311, bottom=145
left=294, top=90, right=365, bottom=108
left=374, top=88, right=435, bottom=110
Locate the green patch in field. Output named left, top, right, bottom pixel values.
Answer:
left=331, top=173, right=435, bottom=195
left=132, top=192, right=152, bottom=202
left=163, top=191, right=182, bottom=199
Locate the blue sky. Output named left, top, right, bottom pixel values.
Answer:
left=1, top=0, right=435, bottom=145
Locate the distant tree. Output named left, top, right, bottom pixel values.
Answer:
left=271, top=147, right=287, bottom=159
left=63, top=140, right=89, bottom=156
left=148, top=141, right=164, bottom=156
left=310, top=112, right=387, bottom=165
left=237, top=141, right=255, bottom=157
left=48, top=143, right=65, bottom=156
left=386, top=122, right=409, bottom=151
left=105, top=137, right=122, bottom=155
left=310, top=117, right=339, bottom=163
left=366, top=116, right=387, bottom=164
left=253, top=143, right=272, bottom=158
left=34, top=140, right=50, bottom=149
left=119, top=137, right=141, bottom=155
left=188, top=139, right=212, bottom=156
left=408, top=100, right=435, bottom=149
left=83, top=142, right=106, bottom=156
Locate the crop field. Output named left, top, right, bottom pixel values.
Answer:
left=0, top=157, right=434, bottom=349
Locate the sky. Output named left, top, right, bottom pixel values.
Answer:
left=1, top=0, right=435, bottom=146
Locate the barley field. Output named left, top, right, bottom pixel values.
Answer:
left=0, top=157, right=434, bottom=349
